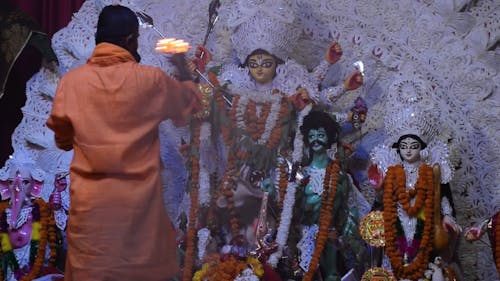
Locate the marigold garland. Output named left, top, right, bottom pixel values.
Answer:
left=265, top=97, right=290, bottom=150
left=193, top=255, right=264, bottom=281
left=230, top=93, right=288, bottom=150
left=245, top=100, right=271, bottom=141
left=277, top=162, right=288, bottom=212
left=383, top=164, right=435, bottom=280
left=222, top=152, right=240, bottom=237
left=182, top=120, right=201, bottom=281
left=0, top=199, right=57, bottom=281
left=394, top=166, right=426, bottom=216
left=302, top=159, right=340, bottom=281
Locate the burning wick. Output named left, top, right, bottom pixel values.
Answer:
left=155, top=38, right=190, bottom=54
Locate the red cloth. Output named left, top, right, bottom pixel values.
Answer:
left=262, top=263, right=282, bottom=281
left=11, top=0, right=85, bottom=38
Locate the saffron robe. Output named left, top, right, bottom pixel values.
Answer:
left=46, top=43, right=200, bottom=281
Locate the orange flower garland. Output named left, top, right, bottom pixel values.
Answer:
left=393, top=167, right=426, bottom=216
left=182, top=120, right=201, bottom=281
left=245, top=100, right=272, bottom=141
left=229, top=93, right=289, bottom=151
left=277, top=162, right=288, bottom=212
left=302, top=159, right=340, bottom=281
left=265, top=97, right=291, bottom=150
left=221, top=153, right=240, bottom=237
left=383, top=164, right=435, bottom=280
left=194, top=255, right=264, bottom=281
left=48, top=212, right=57, bottom=265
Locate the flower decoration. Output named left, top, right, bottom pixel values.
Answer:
left=359, top=211, right=385, bottom=247
left=361, top=267, right=395, bottom=281
left=383, top=164, right=434, bottom=280
left=302, top=159, right=340, bottom=281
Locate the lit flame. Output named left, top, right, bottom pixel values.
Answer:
left=155, top=38, right=190, bottom=54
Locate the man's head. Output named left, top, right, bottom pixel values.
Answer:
left=300, top=111, right=339, bottom=152
left=95, top=5, right=140, bottom=62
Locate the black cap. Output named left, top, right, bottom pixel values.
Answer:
left=95, top=5, right=138, bottom=44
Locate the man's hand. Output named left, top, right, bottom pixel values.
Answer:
left=192, top=45, right=212, bottom=73
left=169, top=53, right=193, bottom=81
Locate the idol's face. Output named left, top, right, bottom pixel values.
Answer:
left=247, top=54, right=276, bottom=85
left=7, top=169, right=32, bottom=191
left=399, top=137, right=421, bottom=163
left=308, top=128, right=329, bottom=153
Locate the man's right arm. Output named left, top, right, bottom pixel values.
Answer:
left=46, top=79, right=74, bottom=151
left=156, top=68, right=202, bottom=127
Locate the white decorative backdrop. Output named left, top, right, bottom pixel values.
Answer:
left=9, top=0, right=499, bottom=280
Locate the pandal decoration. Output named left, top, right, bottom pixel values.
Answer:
left=383, top=164, right=434, bottom=280
left=361, top=267, right=395, bottom=281
left=0, top=199, right=57, bottom=281
left=359, top=211, right=385, bottom=247
left=302, top=159, right=340, bottom=281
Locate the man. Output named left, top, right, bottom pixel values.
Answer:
left=46, top=5, right=201, bottom=281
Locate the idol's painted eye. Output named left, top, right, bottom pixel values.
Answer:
left=261, top=61, right=275, bottom=68
left=248, top=62, right=259, bottom=68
